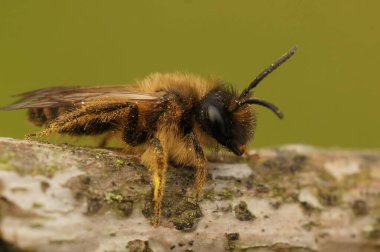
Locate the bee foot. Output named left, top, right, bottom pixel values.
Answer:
left=151, top=216, right=160, bottom=227
left=25, top=133, right=36, bottom=140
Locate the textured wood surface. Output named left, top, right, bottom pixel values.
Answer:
left=0, top=138, right=379, bottom=252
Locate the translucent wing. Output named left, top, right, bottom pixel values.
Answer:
left=0, top=86, right=165, bottom=110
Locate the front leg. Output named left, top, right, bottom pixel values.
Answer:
left=187, top=132, right=207, bottom=202
left=141, top=137, right=168, bottom=226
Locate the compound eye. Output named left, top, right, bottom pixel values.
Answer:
left=208, top=105, right=226, bottom=137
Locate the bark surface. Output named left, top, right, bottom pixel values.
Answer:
left=0, top=138, right=379, bottom=252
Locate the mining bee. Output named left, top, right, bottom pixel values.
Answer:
left=1, top=46, right=297, bottom=225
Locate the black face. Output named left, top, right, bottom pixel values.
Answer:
left=195, top=89, right=250, bottom=156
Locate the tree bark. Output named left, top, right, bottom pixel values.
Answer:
left=0, top=138, right=379, bottom=252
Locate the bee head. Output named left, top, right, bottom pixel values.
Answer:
left=196, top=46, right=297, bottom=155
left=196, top=87, right=254, bottom=156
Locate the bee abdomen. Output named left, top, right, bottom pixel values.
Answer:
left=27, top=107, right=67, bottom=126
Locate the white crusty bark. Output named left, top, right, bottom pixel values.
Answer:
left=0, top=138, right=379, bottom=252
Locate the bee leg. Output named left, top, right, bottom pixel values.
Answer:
left=122, top=104, right=148, bottom=146
left=25, top=128, right=51, bottom=140
left=98, top=133, right=112, bottom=148
left=141, top=137, right=168, bottom=226
left=188, top=132, right=207, bottom=204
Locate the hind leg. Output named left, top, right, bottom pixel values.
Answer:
left=26, top=102, right=133, bottom=140
left=187, top=132, right=207, bottom=202
left=141, top=137, right=168, bottom=226
left=97, top=132, right=113, bottom=148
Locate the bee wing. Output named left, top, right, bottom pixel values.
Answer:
left=1, top=86, right=165, bottom=110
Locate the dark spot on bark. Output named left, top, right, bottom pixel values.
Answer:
left=126, top=239, right=153, bottom=252
left=234, top=201, right=255, bottom=221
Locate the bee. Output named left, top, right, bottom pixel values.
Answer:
left=1, top=46, right=297, bottom=225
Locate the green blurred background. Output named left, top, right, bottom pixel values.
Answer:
left=0, top=0, right=379, bottom=149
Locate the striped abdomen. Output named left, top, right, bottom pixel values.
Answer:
left=27, top=107, right=69, bottom=126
